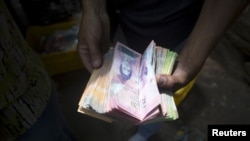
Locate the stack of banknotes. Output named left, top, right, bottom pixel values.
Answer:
left=78, top=40, right=178, bottom=124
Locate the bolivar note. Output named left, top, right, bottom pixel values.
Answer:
left=78, top=40, right=178, bottom=124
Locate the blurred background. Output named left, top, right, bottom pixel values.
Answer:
left=5, top=0, right=250, bottom=141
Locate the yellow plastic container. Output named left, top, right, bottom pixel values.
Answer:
left=26, top=20, right=84, bottom=76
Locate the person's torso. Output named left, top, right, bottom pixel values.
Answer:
left=108, top=0, right=204, bottom=52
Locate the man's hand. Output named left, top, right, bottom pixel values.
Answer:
left=77, top=0, right=110, bottom=72
left=156, top=57, right=203, bottom=92
left=156, top=0, right=250, bottom=92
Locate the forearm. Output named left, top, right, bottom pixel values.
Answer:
left=178, top=0, right=249, bottom=77
left=81, top=0, right=107, bottom=14
left=80, top=0, right=110, bottom=45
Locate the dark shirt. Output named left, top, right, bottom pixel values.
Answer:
left=108, top=0, right=204, bottom=53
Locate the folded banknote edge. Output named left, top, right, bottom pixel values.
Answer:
left=77, top=107, right=114, bottom=123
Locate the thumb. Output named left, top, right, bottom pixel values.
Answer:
left=89, top=44, right=102, bottom=69
left=77, top=40, right=103, bottom=72
left=156, top=74, right=175, bottom=89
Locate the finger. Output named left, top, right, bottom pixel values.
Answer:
left=89, top=44, right=102, bottom=69
left=86, top=35, right=103, bottom=69
left=78, top=43, right=94, bottom=72
left=77, top=29, right=103, bottom=72
left=78, top=41, right=103, bottom=72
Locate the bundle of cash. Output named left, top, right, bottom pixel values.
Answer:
left=78, top=40, right=178, bottom=124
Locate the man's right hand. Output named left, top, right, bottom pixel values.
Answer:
left=77, top=0, right=110, bottom=72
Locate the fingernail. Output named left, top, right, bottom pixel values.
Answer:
left=93, top=59, right=101, bottom=67
left=159, top=76, right=167, bottom=86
